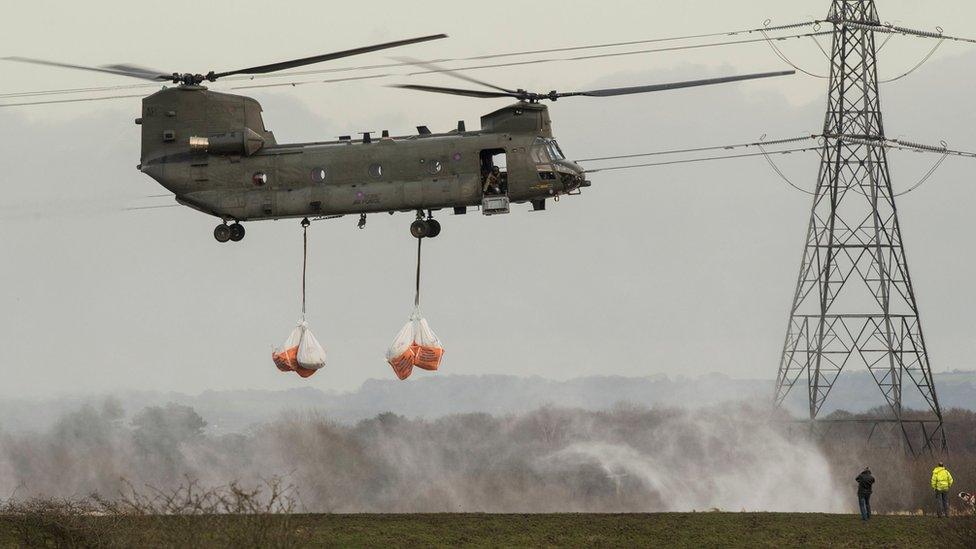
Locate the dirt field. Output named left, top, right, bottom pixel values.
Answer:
left=0, top=512, right=972, bottom=548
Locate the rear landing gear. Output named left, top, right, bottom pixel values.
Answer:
left=409, top=211, right=441, bottom=239
left=229, top=223, right=245, bottom=242
left=214, top=224, right=231, bottom=243
left=410, top=219, right=430, bottom=239
left=214, top=222, right=245, bottom=243
left=426, top=219, right=441, bottom=238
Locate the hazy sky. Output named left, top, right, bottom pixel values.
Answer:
left=1, top=0, right=975, bottom=397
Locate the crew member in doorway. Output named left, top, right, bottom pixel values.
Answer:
left=932, top=461, right=954, bottom=517
left=483, top=165, right=502, bottom=195
left=855, top=467, right=875, bottom=521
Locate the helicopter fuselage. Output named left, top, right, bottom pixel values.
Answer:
left=137, top=86, right=586, bottom=225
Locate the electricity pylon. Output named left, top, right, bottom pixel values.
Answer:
left=773, top=0, right=946, bottom=455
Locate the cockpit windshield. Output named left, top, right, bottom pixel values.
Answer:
left=534, top=138, right=566, bottom=162
left=546, top=139, right=565, bottom=160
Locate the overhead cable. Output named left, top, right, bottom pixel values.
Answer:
left=230, top=74, right=390, bottom=90
left=575, top=135, right=819, bottom=163
left=0, top=92, right=148, bottom=107
left=122, top=204, right=181, bottom=212
left=879, top=39, right=945, bottom=83
left=0, top=28, right=822, bottom=105
left=217, top=21, right=825, bottom=80
left=581, top=147, right=820, bottom=173
left=757, top=143, right=816, bottom=195
left=0, top=21, right=823, bottom=100
left=0, top=75, right=392, bottom=106
left=894, top=152, right=951, bottom=196
left=760, top=31, right=827, bottom=78
left=445, top=19, right=824, bottom=62
left=0, top=81, right=158, bottom=99
left=408, top=31, right=834, bottom=76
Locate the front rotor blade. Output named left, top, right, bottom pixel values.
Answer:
left=102, top=63, right=173, bottom=80
left=392, top=84, right=517, bottom=99
left=392, top=56, right=515, bottom=93
left=211, top=34, right=448, bottom=79
left=2, top=56, right=170, bottom=81
left=563, top=70, right=795, bottom=98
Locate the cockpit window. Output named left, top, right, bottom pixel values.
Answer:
left=547, top=139, right=565, bottom=160
left=533, top=137, right=565, bottom=162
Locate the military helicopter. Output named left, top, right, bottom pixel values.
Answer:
left=5, top=36, right=793, bottom=242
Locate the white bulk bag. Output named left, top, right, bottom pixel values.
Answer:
left=385, top=308, right=444, bottom=380
left=297, top=323, right=327, bottom=372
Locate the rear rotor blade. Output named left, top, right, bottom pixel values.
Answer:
left=392, top=84, right=517, bottom=99
left=2, top=56, right=170, bottom=81
left=211, top=34, right=448, bottom=79
left=392, top=56, right=516, bottom=93
left=561, top=70, right=795, bottom=98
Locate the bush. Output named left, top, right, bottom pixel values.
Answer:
left=0, top=477, right=307, bottom=548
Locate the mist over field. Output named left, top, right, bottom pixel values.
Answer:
left=0, top=399, right=846, bottom=513
left=4, top=370, right=976, bottom=435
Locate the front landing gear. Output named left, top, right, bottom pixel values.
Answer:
left=409, top=211, right=441, bottom=239
left=214, top=222, right=245, bottom=243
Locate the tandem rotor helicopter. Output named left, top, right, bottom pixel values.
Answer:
left=4, top=34, right=793, bottom=242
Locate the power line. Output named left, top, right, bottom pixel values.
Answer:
left=879, top=39, right=945, bottom=83
left=581, top=147, right=820, bottom=173
left=0, top=22, right=823, bottom=101
left=894, top=151, right=951, bottom=196
left=0, top=81, right=160, bottom=99
left=408, top=31, right=834, bottom=77
left=760, top=30, right=827, bottom=78
left=0, top=92, right=148, bottom=107
left=757, top=143, right=816, bottom=195
left=575, top=135, right=819, bottom=163
left=0, top=75, right=393, bottom=107
left=229, top=74, right=390, bottom=90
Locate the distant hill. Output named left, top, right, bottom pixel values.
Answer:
left=2, top=370, right=974, bottom=434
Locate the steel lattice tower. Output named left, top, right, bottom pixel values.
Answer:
left=773, top=0, right=946, bottom=455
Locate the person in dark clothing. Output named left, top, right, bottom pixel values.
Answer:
left=856, top=467, right=875, bottom=521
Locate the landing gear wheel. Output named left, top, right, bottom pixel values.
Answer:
left=426, top=219, right=441, bottom=238
left=229, top=223, right=246, bottom=242
left=214, top=224, right=231, bottom=243
left=410, top=219, right=430, bottom=239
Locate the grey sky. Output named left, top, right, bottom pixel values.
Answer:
left=1, top=1, right=975, bottom=397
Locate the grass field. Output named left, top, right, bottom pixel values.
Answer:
left=1, top=512, right=972, bottom=548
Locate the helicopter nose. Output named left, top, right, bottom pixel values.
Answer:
left=555, top=160, right=588, bottom=190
